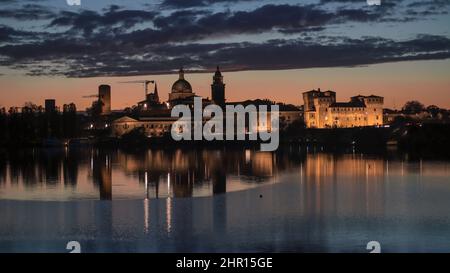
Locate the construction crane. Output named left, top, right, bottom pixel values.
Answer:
left=119, top=80, right=155, bottom=98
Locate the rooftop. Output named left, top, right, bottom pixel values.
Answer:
left=330, top=101, right=366, bottom=108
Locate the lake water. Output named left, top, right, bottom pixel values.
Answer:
left=1, top=147, right=450, bottom=252
left=0, top=147, right=298, bottom=201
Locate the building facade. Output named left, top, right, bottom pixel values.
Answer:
left=112, top=68, right=212, bottom=138
left=112, top=68, right=303, bottom=138
left=303, top=89, right=383, bottom=128
left=112, top=116, right=178, bottom=138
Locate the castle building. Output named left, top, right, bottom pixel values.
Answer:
left=303, top=89, right=383, bottom=128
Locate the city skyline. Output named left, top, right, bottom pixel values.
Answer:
left=2, top=0, right=450, bottom=256
left=2, top=60, right=450, bottom=111
left=0, top=0, right=449, bottom=110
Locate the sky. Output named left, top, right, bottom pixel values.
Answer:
left=0, top=0, right=449, bottom=110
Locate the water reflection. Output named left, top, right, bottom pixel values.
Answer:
left=92, top=150, right=112, bottom=200
left=0, top=147, right=448, bottom=202
left=1, top=148, right=450, bottom=252
left=0, top=147, right=303, bottom=201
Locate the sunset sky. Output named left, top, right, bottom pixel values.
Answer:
left=0, top=0, right=449, bottom=110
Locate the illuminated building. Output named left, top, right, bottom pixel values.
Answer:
left=112, top=116, right=178, bottom=138
left=112, top=67, right=302, bottom=138
left=303, top=89, right=384, bottom=128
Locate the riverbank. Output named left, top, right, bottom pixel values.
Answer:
left=1, top=124, right=449, bottom=157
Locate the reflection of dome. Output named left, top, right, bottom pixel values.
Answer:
left=171, top=68, right=192, bottom=93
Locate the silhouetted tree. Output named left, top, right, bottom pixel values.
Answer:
left=86, top=100, right=103, bottom=121
left=426, top=105, right=441, bottom=118
left=0, top=107, right=7, bottom=144
left=63, top=103, right=77, bottom=138
left=402, top=101, right=425, bottom=115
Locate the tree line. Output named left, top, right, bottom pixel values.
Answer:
left=0, top=103, right=84, bottom=146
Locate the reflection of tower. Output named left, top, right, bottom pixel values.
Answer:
left=212, top=169, right=226, bottom=195
left=171, top=172, right=194, bottom=198
left=99, top=85, right=111, bottom=115
left=63, top=151, right=78, bottom=186
left=93, top=151, right=112, bottom=200
left=43, top=149, right=61, bottom=184
left=0, top=158, right=6, bottom=185
left=212, top=167, right=227, bottom=233
left=211, top=66, right=225, bottom=108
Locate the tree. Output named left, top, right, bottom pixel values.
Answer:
left=426, top=105, right=441, bottom=118
left=0, top=107, right=7, bottom=143
left=86, top=100, right=103, bottom=120
left=63, top=103, right=77, bottom=138
left=402, top=101, right=425, bottom=115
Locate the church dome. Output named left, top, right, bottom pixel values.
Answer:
left=171, top=68, right=192, bottom=93
left=172, top=79, right=192, bottom=93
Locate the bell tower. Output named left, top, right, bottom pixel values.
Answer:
left=211, top=66, right=226, bottom=108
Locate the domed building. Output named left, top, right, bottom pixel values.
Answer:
left=169, top=68, right=197, bottom=104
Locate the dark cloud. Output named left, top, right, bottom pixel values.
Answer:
left=0, top=25, right=16, bottom=42
left=406, top=0, right=450, bottom=16
left=408, top=0, right=450, bottom=8
left=0, top=4, right=56, bottom=20
left=0, top=1, right=449, bottom=77
left=161, top=0, right=256, bottom=8
left=86, top=4, right=386, bottom=46
left=48, top=7, right=158, bottom=35
left=0, top=25, right=37, bottom=42
left=1, top=32, right=449, bottom=77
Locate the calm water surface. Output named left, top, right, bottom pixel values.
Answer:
left=1, top=147, right=450, bottom=252
left=0, top=147, right=298, bottom=200
left=1, top=147, right=449, bottom=201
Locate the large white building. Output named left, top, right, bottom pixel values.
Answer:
left=303, top=89, right=384, bottom=128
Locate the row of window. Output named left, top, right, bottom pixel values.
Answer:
left=325, top=108, right=379, bottom=112
left=327, top=107, right=364, bottom=112
left=333, top=116, right=379, bottom=121
left=335, top=117, right=368, bottom=121
left=116, top=123, right=171, bottom=130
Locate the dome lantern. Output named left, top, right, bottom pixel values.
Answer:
left=179, top=67, right=185, bottom=80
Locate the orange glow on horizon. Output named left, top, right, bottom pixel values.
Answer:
left=0, top=59, right=449, bottom=111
